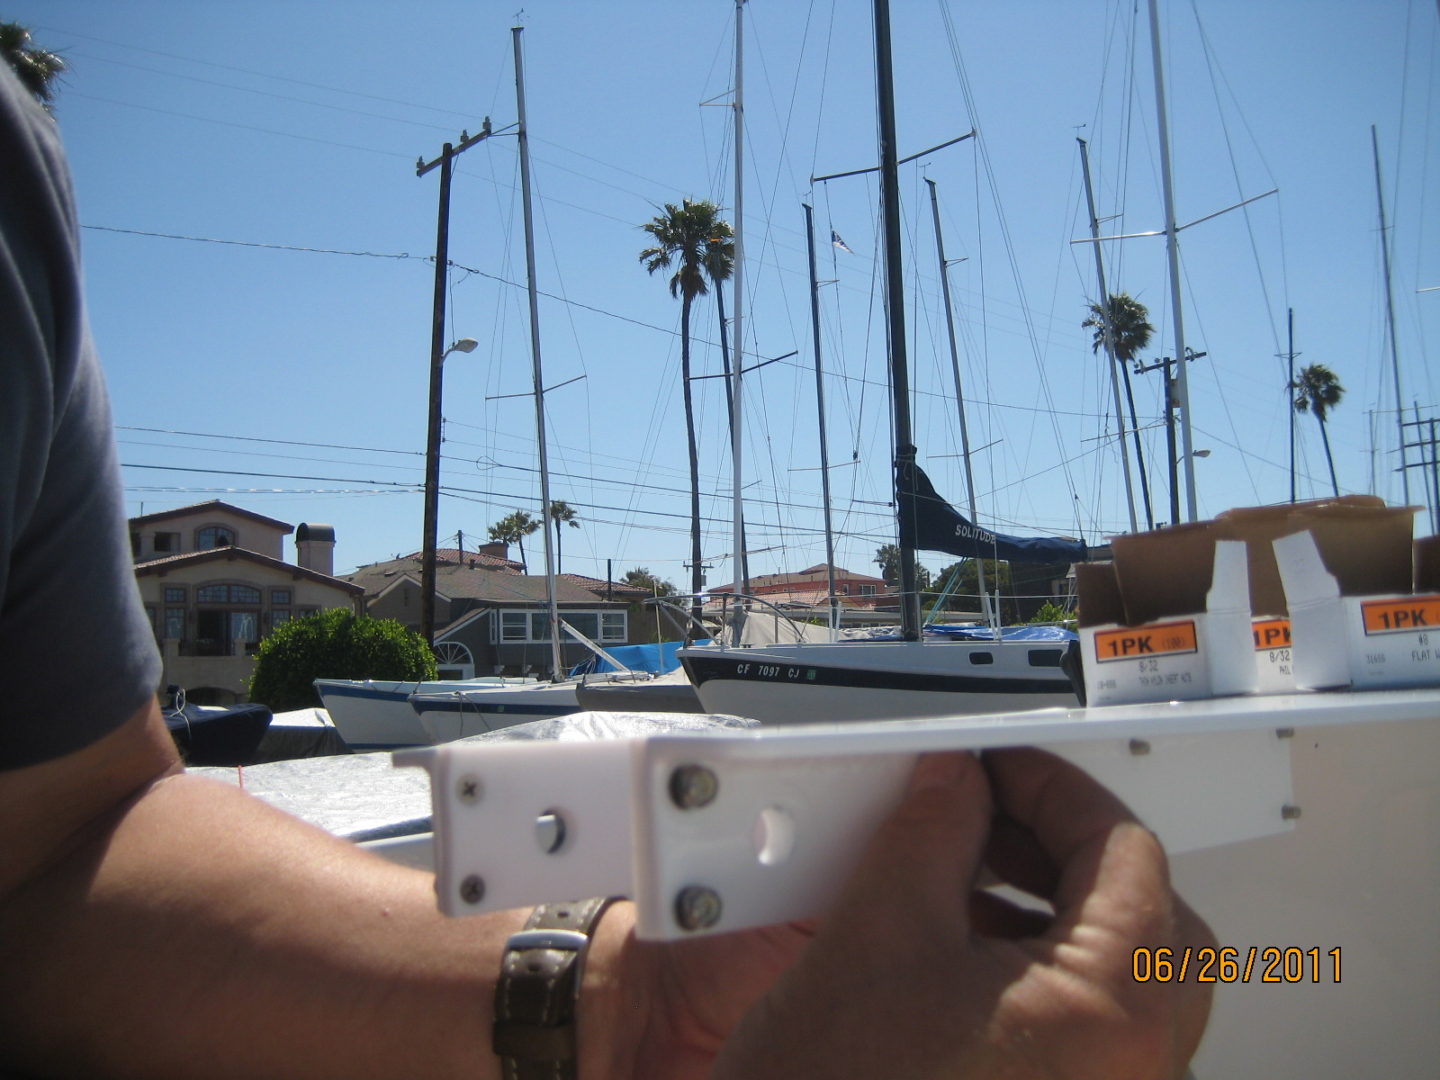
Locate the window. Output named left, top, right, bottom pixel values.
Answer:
left=144, top=604, right=159, bottom=637
left=500, top=609, right=627, bottom=644
left=197, top=583, right=262, bottom=604
left=164, top=586, right=186, bottom=603
left=859, top=584, right=877, bottom=596
left=271, top=609, right=292, bottom=629
left=130, top=532, right=140, bottom=557
left=164, top=607, right=185, bottom=639
left=153, top=532, right=179, bottom=553
left=298, top=606, right=320, bottom=619
left=565, top=613, right=599, bottom=640
left=969, top=652, right=994, bottom=665
left=196, top=525, right=236, bottom=550
left=270, top=588, right=292, bottom=605
left=1027, top=649, right=1063, bottom=668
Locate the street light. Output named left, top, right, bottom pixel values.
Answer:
left=421, top=337, right=479, bottom=646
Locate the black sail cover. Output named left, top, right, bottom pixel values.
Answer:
left=897, top=460, right=1088, bottom=564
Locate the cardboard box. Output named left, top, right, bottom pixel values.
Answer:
left=1215, top=497, right=1404, bottom=695
left=1275, top=527, right=1440, bottom=691
left=1077, top=534, right=1257, bottom=706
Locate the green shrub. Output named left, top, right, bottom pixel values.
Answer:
left=1026, top=600, right=1077, bottom=630
left=248, top=608, right=437, bottom=711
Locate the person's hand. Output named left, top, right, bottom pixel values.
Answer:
left=693, top=747, right=1216, bottom=1079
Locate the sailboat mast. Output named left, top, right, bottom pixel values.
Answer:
left=873, top=0, right=921, bottom=640
left=1077, top=139, right=1141, bottom=535
left=512, top=26, right=563, bottom=681
left=924, top=178, right=993, bottom=627
left=1146, top=0, right=1199, bottom=523
left=804, top=202, right=840, bottom=631
left=730, top=0, right=749, bottom=596
left=1287, top=307, right=1297, bottom=503
left=1372, top=124, right=1410, bottom=504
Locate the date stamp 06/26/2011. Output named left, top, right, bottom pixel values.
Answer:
left=1133, top=946, right=1342, bottom=984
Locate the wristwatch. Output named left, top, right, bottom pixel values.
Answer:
left=492, top=897, right=614, bottom=1079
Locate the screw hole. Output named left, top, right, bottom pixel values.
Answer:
left=753, top=805, right=796, bottom=867
left=536, top=809, right=567, bottom=855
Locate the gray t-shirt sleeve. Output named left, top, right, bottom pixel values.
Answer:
left=0, top=66, right=162, bottom=769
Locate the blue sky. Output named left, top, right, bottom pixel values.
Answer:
left=13, top=1, right=1438, bottom=588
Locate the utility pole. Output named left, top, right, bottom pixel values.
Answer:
left=416, top=119, right=495, bottom=647
left=1136, top=348, right=1206, bottom=526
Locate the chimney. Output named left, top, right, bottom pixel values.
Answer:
left=295, top=523, right=336, bottom=576
left=478, top=541, right=508, bottom=561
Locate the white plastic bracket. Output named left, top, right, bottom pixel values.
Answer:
left=397, top=689, right=1440, bottom=940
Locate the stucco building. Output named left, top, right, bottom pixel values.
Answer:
left=129, top=501, right=362, bottom=703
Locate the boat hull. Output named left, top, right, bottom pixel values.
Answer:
left=410, top=682, right=583, bottom=742
left=681, top=640, right=1077, bottom=723
left=315, top=678, right=533, bottom=751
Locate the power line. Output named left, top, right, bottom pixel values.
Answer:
left=117, top=424, right=422, bottom=456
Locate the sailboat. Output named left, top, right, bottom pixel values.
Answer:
left=678, top=0, right=1087, bottom=725
left=407, top=27, right=661, bottom=742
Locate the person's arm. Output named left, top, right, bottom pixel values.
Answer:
left=0, top=698, right=536, bottom=1078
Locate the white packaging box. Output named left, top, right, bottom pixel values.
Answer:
left=1081, top=541, right=1258, bottom=706
left=1275, top=530, right=1440, bottom=691
left=1250, top=616, right=1296, bottom=694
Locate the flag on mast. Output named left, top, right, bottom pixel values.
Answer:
left=831, top=230, right=854, bottom=254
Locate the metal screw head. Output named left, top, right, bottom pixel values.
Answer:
left=669, top=764, right=719, bottom=810
left=1128, top=738, right=1151, bottom=756
left=457, top=774, right=482, bottom=804
left=459, top=874, right=486, bottom=905
left=1281, top=804, right=1303, bottom=821
left=674, top=885, right=722, bottom=932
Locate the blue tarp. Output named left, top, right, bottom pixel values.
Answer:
left=923, top=623, right=1077, bottom=642
left=569, top=640, right=706, bottom=676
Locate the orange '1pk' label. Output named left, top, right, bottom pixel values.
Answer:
left=1093, top=620, right=1199, bottom=663
left=1360, top=595, right=1440, bottom=635
left=1252, top=619, right=1291, bottom=651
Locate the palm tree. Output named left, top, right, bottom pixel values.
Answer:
left=547, top=500, right=580, bottom=574
left=1083, top=292, right=1156, bottom=529
left=639, top=198, right=734, bottom=627
left=487, top=510, right=540, bottom=573
left=1292, top=363, right=1345, bottom=497
left=1, top=23, right=66, bottom=109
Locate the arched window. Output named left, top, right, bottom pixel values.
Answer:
left=196, top=525, right=236, bottom=550
left=434, top=640, right=475, bottom=680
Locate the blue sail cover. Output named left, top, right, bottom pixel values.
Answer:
left=898, top=460, right=1088, bottom=564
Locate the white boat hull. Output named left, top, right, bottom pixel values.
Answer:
left=314, top=678, right=533, bottom=751
left=680, top=639, right=1078, bottom=723
left=410, top=681, right=583, bottom=742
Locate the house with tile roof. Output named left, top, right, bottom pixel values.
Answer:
left=708, top=564, right=897, bottom=612
left=342, top=553, right=641, bottom=678
left=129, top=501, right=363, bottom=704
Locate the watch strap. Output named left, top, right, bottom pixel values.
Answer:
left=493, top=897, right=613, bottom=1080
